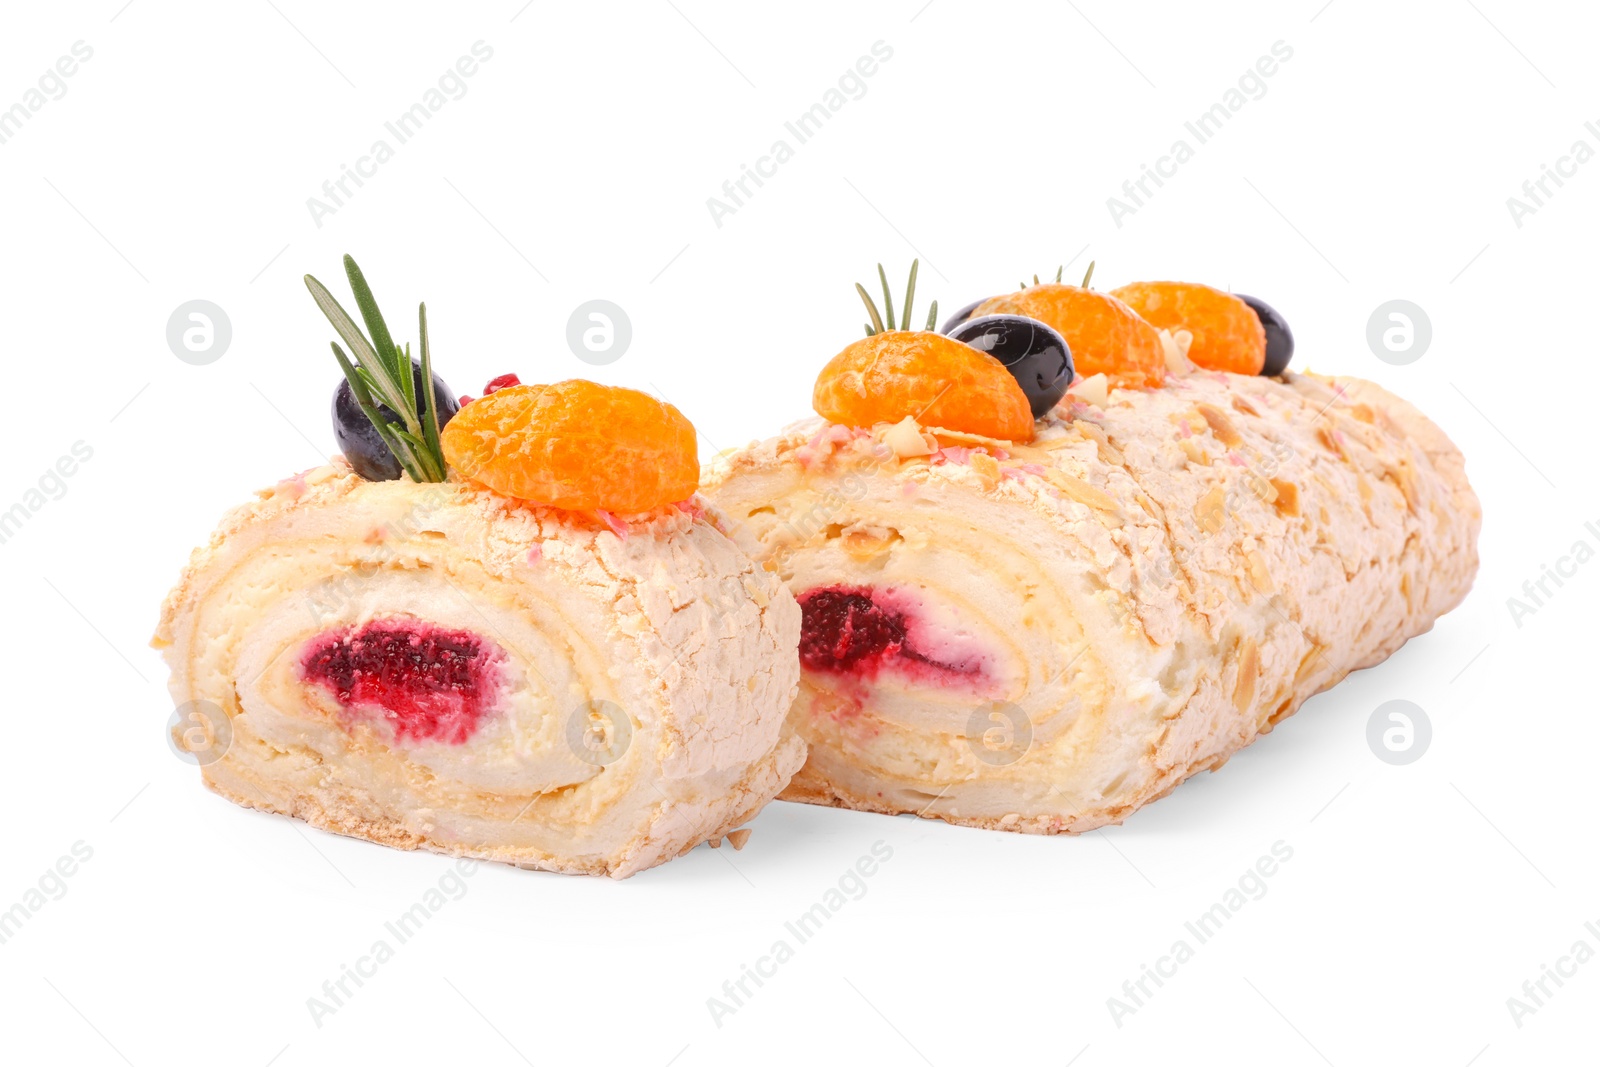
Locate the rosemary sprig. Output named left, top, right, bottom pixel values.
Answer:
left=305, top=255, right=448, bottom=482
left=1020, top=261, right=1094, bottom=290
left=857, top=260, right=938, bottom=336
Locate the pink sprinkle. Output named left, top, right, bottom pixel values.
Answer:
left=277, top=471, right=308, bottom=498
left=934, top=446, right=973, bottom=465
left=1333, top=429, right=1347, bottom=447
left=901, top=481, right=918, bottom=498
left=526, top=545, right=543, bottom=564
left=805, top=424, right=847, bottom=452
left=992, top=448, right=1010, bottom=461
left=596, top=510, right=629, bottom=540
left=1228, top=453, right=1247, bottom=467
left=674, top=498, right=705, bottom=520
left=1177, top=422, right=1192, bottom=438
left=1019, top=463, right=1046, bottom=476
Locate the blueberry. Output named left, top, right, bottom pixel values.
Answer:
left=950, top=314, right=1073, bottom=418
left=1237, top=295, right=1293, bottom=376
left=333, top=362, right=460, bottom=481
left=940, top=298, right=987, bottom=336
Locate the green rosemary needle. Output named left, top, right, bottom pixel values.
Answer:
left=857, top=261, right=937, bottom=336
left=304, top=255, right=448, bottom=482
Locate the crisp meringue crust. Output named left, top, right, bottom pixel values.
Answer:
left=703, top=369, right=1480, bottom=832
left=155, top=464, right=803, bottom=877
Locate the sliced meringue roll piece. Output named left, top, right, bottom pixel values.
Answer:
left=155, top=464, right=803, bottom=877
left=703, top=371, right=1479, bottom=833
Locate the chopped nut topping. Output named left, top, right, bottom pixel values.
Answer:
left=1246, top=550, right=1274, bottom=593
left=1045, top=469, right=1121, bottom=516
left=1269, top=478, right=1300, bottom=517
left=883, top=416, right=936, bottom=458
left=1385, top=461, right=1420, bottom=513
left=1233, top=637, right=1259, bottom=713
left=1180, top=439, right=1211, bottom=466
left=1159, top=328, right=1195, bottom=375
left=1075, top=420, right=1125, bottom=465
left=969, top=452, right=1002, bottom=489
left=1071, top=373, right=1109, bottom=408
left=1195, top=485, right=1228, bottom=534
left=1196, top=403, right=1244, bottom=448
left=1316, top=425, right=1346, bottom=458
left=925, top=427, right=1009, bottom=448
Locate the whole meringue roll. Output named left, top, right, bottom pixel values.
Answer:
left=702, top=370, right=1479, bottom=833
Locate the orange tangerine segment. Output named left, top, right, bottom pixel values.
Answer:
left=813, top=330, right=1034, bottom=442
left=975, top=284, right=1166, bottom=388
left=1110, top=281, right=1266, bottom=375
left=441, top=381, right=698, bottom=512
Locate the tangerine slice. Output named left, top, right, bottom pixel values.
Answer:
left=441, top=380, right=698, bottom=512
left=813, top=330, right=1034, bottom=442
left=1110, top=281, right=1266, bottom=375
left=975, top=284, right=1166, bottom=388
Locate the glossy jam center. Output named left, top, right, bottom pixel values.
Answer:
left=797, top=586, right=984, bottom=682
left=300, top=620, right=503, bottom=745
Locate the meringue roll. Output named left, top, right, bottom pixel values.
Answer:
left=703, top=371, right=1479, bottom=833
left=155, top=465, right=803, bottom=877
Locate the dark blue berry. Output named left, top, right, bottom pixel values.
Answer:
left=333, top=362, right=459, bottom=481
left=951, top=314, right=1073, bottom=418
left=940, top=299, right=987, bottom=336
left=1237, top=295, right=1293, bottom=376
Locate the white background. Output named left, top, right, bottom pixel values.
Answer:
left=0, top=1, right=1594, bottom=1063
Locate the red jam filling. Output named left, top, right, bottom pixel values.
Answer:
left=797, top=586, right=986, bottom=684
left=300, top=620, right=504, bottom=745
